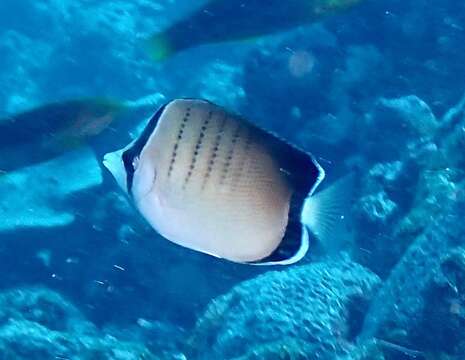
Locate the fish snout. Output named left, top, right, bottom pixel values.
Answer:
left=102, top=149, right=128, bottom=192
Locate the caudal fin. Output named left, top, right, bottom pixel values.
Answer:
left=301, top=173, right=355, bottom=254
left=145, top=33, right=174, bottom=61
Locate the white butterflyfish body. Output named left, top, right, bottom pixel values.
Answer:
left=103, top=99, right=350, bottom=265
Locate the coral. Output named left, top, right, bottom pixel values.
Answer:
left=0, top=287, right=159, bottom=359
left=413, top=247, right=465, bottom=354
left=336, top=340, right=385, bottom=360
left=228, top=339, right=386, bottom=360
left=353, top=92, right=465, bottom=275
left=360, top=210, right=460, bottom=346
left=357, top=191, right=398, bottom=224
left=227, top=338, right=324, bottom=360
left=377, top=96, right=439, bottom=138
left=362, top=95, right=438, bottom=163
left=359, top=204, right=465, bottom=358
left=1, top=1, right=465, bottom=358
left=354, top=161, right=405, bottom=229
left=0, top=319, right=156, bottom=360
left=358, top=93, right=465, bottom=356
left=0, top=287, right=93, bottom=334
left=187, top=258, right=380, bottom=359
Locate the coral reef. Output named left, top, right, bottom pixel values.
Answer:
left=357, top=92, right=465, bottom=357
left=187, top=258, right=380, bottom=359
left=0, top=0, right=465, bottom=359
left=353, top=92, right=465, bottom=275
left=0, top=287, right=161, bottom=359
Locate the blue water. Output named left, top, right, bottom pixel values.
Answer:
left=0, top=1, right=464, bottom=359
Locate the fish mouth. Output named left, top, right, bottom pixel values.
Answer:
left=102, top=149, right=127, bottom=191
left=102, top=152, right=117, bottom=174
left=102, top=155, right=111, bottom=174
left=102, top=153, right=111, bottom=170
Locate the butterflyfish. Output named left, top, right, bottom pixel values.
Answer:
left=103, top=99, right=352, bottom=265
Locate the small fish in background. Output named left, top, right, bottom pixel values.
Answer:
left=0, top=94, right=163, bottom=173
left=103, top=99, right=352, bottom=265
left=146, top=0, right=365, bottom=61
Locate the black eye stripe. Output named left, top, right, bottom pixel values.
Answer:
left=122, top=149, right=136, bottom=194
left=121, top=103, right=168, bottom=195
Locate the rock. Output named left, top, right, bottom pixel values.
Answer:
left=353, top=94, right=465, bottom=276
left=187, top=258, right=380, bottom=359
left=411, top=247, right=465, bottom=355
left=336, top=340, right=385, bottom=360
left=0, top=147, right=102, bottom=231
left=348, top=90, right=465, bottom=356
left=326, top=0, right=465, bottom=114
left=1, top=2, right=465, bottom=359
left=353, top=159, right=415, bottom=275
left=360, top=199, right=465, bottom=356
left=358, top=191, right=398, bottom=224
left=0, top=287, right=94, bottom=334
left=355, top=161, right=406, bottom=226
left=0, top=286, right=160, bottom=359
left=378, top=96, right=439, bottom=138
left=362, top=95, right=438, bottom=163
left=0, top=319, right=156, bottom=360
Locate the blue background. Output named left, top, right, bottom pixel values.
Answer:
left=0, top=0, right=464, bottom=359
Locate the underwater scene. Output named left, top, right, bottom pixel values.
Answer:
left=0, top=0, right=464, bottom=359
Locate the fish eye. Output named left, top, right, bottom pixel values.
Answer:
left=132, top=156, right=140, bottom=170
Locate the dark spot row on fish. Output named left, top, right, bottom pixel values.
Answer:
left=168, top=107, right=191, bottom=178
left=184, top=110, right=213, bottom=188
left=202, top=112, right=227, bottom=189
left=232, top=126, right=253, bottom=190
left=220, top=122, right=242, bottom=186
left=104, top=99, right=351, bottom=265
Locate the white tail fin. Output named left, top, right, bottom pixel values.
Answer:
left=301, top=173, right=355, bottom=253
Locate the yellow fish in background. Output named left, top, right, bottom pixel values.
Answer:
left=147, top=0, right=365, bottom=61
left=0, top=95, right=161, bottom=173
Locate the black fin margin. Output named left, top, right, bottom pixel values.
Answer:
left=247, top=137, right=320, bottom=264
left=249, top=192, right=307, bottom=264
left=201, top=97, right=323, bottom=195
left=271, top=138, right=321, bottom=195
